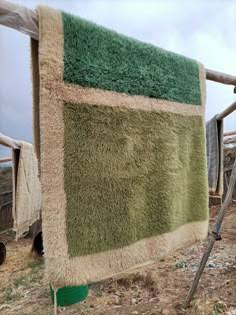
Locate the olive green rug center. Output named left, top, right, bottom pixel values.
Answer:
left=64, top=103, right=208, bottom=257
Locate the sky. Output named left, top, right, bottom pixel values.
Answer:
left=0, top=0, right=236, bottom=158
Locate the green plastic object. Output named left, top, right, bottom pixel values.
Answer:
left=50, top=284, right=88, bottom=307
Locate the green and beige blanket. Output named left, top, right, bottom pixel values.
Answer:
left=31, top=6, right=209, bottom=287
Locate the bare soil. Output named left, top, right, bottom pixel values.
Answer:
left=0, top=203, right=236, bottom=315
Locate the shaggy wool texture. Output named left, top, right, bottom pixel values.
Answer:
left=31, top=6, right=209, bottom=287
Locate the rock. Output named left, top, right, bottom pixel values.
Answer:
left=207, top=262, right=216, bottom=268
left=131, top=298, right=137, bottom=305
left=114, top=295, right=122, bottom=305
left=131, top=311, right=138, bottom=315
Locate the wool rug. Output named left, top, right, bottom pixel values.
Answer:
left=31, top=6, right=209, bottom=287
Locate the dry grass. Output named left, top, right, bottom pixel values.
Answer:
left=0, top=204, right=236, bottom=315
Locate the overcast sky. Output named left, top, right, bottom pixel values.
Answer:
left=0, top=0, right=236, bottom=158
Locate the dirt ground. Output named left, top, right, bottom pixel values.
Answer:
left=0, top=203, right=236, bottom=315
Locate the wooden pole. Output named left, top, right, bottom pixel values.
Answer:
left=183, top=157, right=236, bottom=309
left=224, top=131, right=236, bottom=137
left=216, top=101, right=236, bottom=120
left=0, top=0, right=38, bottom=39
left=1, top=0, right=236, bottom=88
left=206, top=69, right=236, bottom=87
left=0, top=132, right=20, bottom=149
left=0, top=157, right=12, bottom=163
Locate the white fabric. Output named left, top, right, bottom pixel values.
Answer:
left=12, top=141, right=41, bottom=239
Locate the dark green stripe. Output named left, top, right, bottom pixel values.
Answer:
left=62, top=12, right=202, bottom=105
left=64, top=102, right=208, bottom=257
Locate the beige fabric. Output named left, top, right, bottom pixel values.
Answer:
left=206, top=116, right=224, bottom=196
left=12, top=141, right=41, bottom=240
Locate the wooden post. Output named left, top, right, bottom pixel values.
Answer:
left=183, top=157, right=236, bottom=308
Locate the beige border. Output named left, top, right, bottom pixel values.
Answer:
left=197, top=61, right=209, bottom=195
left=36, top=7, right=69, bottom=280
left=198, top=61, right=207, bottom=111
left=47, top=220, right=208, bottom=286
left=51, top=81, right=204, bottom=116
left=36, top=6, right=208, bottom=286
left=56, top=58, right=206, bottom=116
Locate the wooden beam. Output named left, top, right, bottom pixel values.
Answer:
left=0, top=200, right=12, bottom=210
left=1, top=0, right=236, bottom=88
left=0, top=132, right=20, bottom=149
left=0, top=190, right=12, bottom=195
left=0, top=157, right=12, bottom=163
left=216, top=101, right=236, bottom=121
left=206, top=69, right=236, bottom=87
left=224, top=131, right=236, bottom=137
left=0, top=0, right=38, bottom=39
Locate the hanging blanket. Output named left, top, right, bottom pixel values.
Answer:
left=12, top=141, right=41, bottom=240
left=31, top=6, right=209, bottom=287
left=206, top=115, right=224, bottom=196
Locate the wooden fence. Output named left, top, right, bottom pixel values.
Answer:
left=0, top=167, right=13, bottom=232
